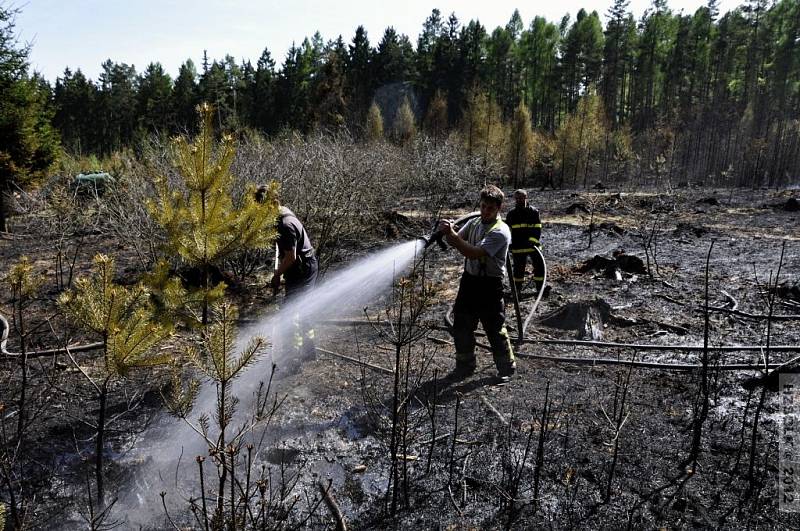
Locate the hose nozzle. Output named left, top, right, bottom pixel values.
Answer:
left=420, top=228, right=447, bottom=251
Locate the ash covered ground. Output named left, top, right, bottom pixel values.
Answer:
left=2, top=187, right=800, bottom=529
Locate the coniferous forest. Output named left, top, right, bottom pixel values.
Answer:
left=3, top=0, right=800, bottom=195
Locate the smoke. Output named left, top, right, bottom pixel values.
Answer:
left=112, top=240, right=424, bottom=527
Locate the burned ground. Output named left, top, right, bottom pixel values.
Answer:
left=1, top=187, right=799, bottom=529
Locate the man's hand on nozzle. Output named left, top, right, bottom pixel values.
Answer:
left=270, top=274, right=281, bottom=294
left=437, top=219, right=456, bottom=239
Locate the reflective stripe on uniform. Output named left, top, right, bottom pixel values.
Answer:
left=511, top=248, right=537, bottom=253
left=513, top=276, right=525, bottom=282
left=533, top=276, right=544, bottom=281
left=510, top=223, right=539, bottom=229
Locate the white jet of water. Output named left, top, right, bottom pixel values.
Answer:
left=116, top=239, right=424, bottom=525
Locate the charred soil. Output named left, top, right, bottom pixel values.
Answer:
left=2, top=187, right=800, bottom=529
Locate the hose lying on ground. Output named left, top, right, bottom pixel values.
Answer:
left=0, top=313, right=102, bottom=358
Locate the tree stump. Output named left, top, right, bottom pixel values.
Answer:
left=539, top=299, right=611, bottom=340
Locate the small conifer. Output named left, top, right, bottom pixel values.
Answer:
left=165, top=301, right=267, bottom=520
left=423, top=90, right=448, bottom=142
left=58, top=253, right=173, bottom=504
left=366, top=101, right=384, bottom=141
left=507, top=101, right=535, bottom=187
left=148, top=103, right=280, bottom=324
left=394, top=96, right=417, bottom=145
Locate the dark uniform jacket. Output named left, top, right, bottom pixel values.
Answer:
left=505, top=205, right=542, bottom=254
left=277, top=207, right=315, bottom=285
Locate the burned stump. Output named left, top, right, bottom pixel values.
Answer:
left=698, top=197, right=720, bottom=206
left=381, top=210, right=411, bottom=238
left=539, top=299, right=611, bottom=340
left=566, top=202, right=589, bottom=214
left=578, top=252, right=647, bottom=279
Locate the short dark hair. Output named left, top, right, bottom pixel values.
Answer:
left=254, top=184, right=270, bottom=204
left=480, top=185, right=504, bottom=207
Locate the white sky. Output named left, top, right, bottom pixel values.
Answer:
left=15, top=0, right=743, bottom=82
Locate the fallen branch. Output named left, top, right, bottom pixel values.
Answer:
left=447, top=486, right=463, bottom=517
left=317, top=480, right=347, bottom=531
left=319, top=319, right=392, bottom=327
left=2, top=342, right=103, bottom=358
left=656, top=294, right=686, bottom=306
left=480, top=394, right=508, bottom=425
left=699, top=306, right=800, bottom=321
left=721, top=290, right=739, bottom=311
left=426, top=335, right=451, bottom=345
left=419, top=433, right=479, bottom=446
left=315, top=347, right=393, bottom=375
left=1, top=313, right=102, bottom=358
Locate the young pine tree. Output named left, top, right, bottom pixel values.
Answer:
left=58, top=254, right=173, bottom=505
left=507, top=101, right=535, bottom=188
left=423, top=90, right=448, bottom=144
left=393, top=95, right=417, bottom=145
left=555, top=91, right=608, bottom=188
left=366, top=101, right=385, bottom=142
left=148, top=103, right=279, bottom=325
left=460, top=86, right=508, bottom=166
left=165, top=302, right=268, bottom=526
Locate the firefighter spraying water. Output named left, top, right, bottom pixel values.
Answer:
left=420, top=186, right=548, bottom=371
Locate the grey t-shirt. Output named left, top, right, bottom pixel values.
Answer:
left=458, top=217, right=511, bottom=278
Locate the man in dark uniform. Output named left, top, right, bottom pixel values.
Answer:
left=270, top=205, right=317, bottom=298
left=505, top=189, right=543, bottom=297
left=255, top=185, right=317, bottom=362
left=438, top=185, right=516, bottom=382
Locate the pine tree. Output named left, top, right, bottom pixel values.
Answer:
left=249, top=48, right=276, bottom=133
left=137, top=62, right=173, bottom=134
left=423, top=89, right=448, bottom=142
left=58, top=254, right=173, bottom=505
left=366, top=101, right=384, bottom=141
left=393, top=95, right=416, bottom=144
left=312, top=48, right=347, bottom=130
left=486, top=25, right=516, bottom=117
left=0, top=5, right=60, bottom=232
left=97, top=60, right=138, bottom=154
left=148, top=103, right=279, bottom=325
left=555, top=91, right=608, bottom=188
left=416, top=9, right=444, bottom=99
left=346, top=26, right=374, bottom=123
left=460, top=85, right=507, bottom=165
left=455, top=19, right=486, bottom=119
left=602, top=0, right=632, bottom=125
left=166, top=302, right=267, bottom=521
left=507, top=101, right=535, bottom=187
left=519, top=16, right=561, bottom=129
left=374, top=27, right=414, bottom=86
left=53, top=68, right=98, bottom=153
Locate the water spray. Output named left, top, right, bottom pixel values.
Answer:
left=114, top=239, right=427, bottom=527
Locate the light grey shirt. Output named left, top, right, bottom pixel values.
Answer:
left=458, top=217, right=511, bottom=278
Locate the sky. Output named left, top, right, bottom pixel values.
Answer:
left=15, top=0, right=743, bottom=83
